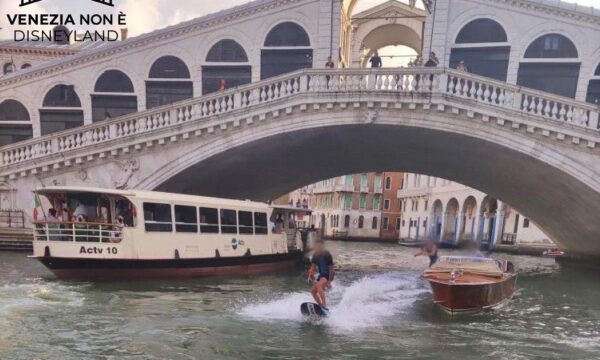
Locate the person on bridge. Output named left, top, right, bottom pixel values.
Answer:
left=414, top=239, right=438, bottom=267
left=308, top=239, right=334, bottom=309
left=369, top=52, right=382, bottom=68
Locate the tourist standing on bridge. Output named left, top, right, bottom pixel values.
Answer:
left=308, top=239, right=334, bottom=309
left=425, top=52, right=439, bottom=67
left=369, top=52, right=382, bottom=68
left=456, top=60, right=468, bottom=72
left=325, top=56, right=335, bottom=87
left=325, top=56, right=335, bottom=69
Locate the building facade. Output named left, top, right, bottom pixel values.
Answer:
left=398, top=173, right=551, bottom=247
left=380, top=172, right=404, bottom=240
left=289, top=173, right=385, bottom=240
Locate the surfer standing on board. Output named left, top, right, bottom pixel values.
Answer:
left=308, top=239, right=334, bottom=309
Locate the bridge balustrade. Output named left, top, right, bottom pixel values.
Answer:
left=1, top=68, right=598, bottom=168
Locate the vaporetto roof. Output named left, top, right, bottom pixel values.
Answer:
left=35, top=186, right=271, bottom=209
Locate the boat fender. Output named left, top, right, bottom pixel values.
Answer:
left=174, top=249, right=180, bottom=259
left=215, top=249, right=221, bottom=258
left=245, top=249, right=252, bottom=257
left=44, top=246, right=51, bottom=257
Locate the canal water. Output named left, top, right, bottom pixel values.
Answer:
left=0, top=242, right=598, bottom=359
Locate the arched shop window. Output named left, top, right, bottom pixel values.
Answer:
left=92, top=70, right=138, bottom=122
left=586, top=63, right=600, bottom=105
left=146, top=56, right=193, bottom=109
left=0, top=99, right=32, bottom=146
left=40, top=84, right=83, bottom=135
left=450, top=18, right=510, bottom=81
left=261, top=22, right=312, bottom=79
left=202, top=39, right=251, bottom=95
left=517, top=34, right=580, bottom=98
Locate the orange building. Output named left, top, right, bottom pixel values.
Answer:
left=380, top=172, right=404, bottom=240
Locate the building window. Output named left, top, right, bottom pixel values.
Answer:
left=92, top=70, right=137, bottom=122
left=146, top=56, right=193, bottom=109
left=261, top=22, right=312, bottom=79
left=3, top=62, right=15, bottom=75
left=424, top=200, right=428, bottom=211
left=0, top=99, right=32, bottom=146
left=385, top=176, right=392, bottom=189
left=220, top=209, right=238, bottom=234
left=373, top=196, right=381, bottom=210
left=199, top=207, right=219, bottom=233
left=359, top=195, right=366, bottom=209
left=523, top=218, right=530, bottom=228
left=143, top=202, right=172, bottom=232
left=383, top=199, right=390, bottom=210
left=450, top=18, right=510, bottom=81
left=395, top=218, right=401, bottom=230
left=415, top=200, right=419, bottom=212
left=40, top=84, right=83, bottom=135
left=372, top=216, right=378, bottom=229
left=344, top=215, right=350, bottom=228
left=361, top=174, right=368, bottom=187
left=358, top=215, right=364, bottom=228
left=174, top=205, right=198, bottom=233
left=382, top=217, right=388, bottom=230
left=517, top=34, right=580, bottom=98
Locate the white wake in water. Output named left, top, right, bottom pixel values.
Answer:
left=239, top=272, right=427, bottom=331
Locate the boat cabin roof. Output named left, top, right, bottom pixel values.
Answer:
left=34, top=186, right=270, bottom=210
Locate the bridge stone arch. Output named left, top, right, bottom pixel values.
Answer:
left=356, top=23, right=422, bottom=68
left=124, top=109, right=599, bottom=256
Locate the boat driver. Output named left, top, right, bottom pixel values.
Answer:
left=307, top=239, right=334, bottom=309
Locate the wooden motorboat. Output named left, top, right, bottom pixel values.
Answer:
left=421, top=256, right=517, bottom=315
left=398, top=238, right=424, bottom=247
left=543, top=248, right=565, bottom=258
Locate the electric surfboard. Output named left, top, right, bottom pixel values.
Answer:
left=300, top=302, right=329, bottom=317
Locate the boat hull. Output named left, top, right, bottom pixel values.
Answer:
left=35, top=251, right=302, bottom=281
left=424, top=274, right=517, bottom=315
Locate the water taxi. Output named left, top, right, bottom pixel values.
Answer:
left=421, top=256, right=517, bottom=315
left=31, top=187, right=313, bottom=280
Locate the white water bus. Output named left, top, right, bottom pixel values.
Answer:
left=31, top=187, right=313, bottom=280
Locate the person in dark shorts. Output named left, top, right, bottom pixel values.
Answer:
left=414, top=239, right=438, bottom=267
left=307, top=239, right=334, bottom=308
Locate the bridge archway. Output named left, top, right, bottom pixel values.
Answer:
left=136, top=105, right=600, bottom=256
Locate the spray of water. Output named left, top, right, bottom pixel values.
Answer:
left=239, top=271, right=428, bottom=331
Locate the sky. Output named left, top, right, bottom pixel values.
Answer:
left=0, top=0, right=598, bottom=39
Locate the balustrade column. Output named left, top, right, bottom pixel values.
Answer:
left=455, top=214, right=464, bottom=244
left=490, top=201, right=505, bottom=250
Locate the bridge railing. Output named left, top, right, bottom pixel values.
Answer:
left=1, top=67, right=598, bottom=168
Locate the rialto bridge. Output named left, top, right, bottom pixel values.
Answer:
left=2, top=67, right=600, bottom=256
left=1, top=0, right=600, bottom=256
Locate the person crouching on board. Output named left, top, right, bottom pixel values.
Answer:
left=307, top=239, right=334, bottom=309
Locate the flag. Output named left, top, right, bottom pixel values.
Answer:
left=33, top=194, right=42, bottom=221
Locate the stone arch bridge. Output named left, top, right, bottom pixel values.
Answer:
left=1, top=68, right=600, bottom=256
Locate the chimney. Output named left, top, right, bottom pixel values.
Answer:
left=120, top=28, right=128, bottom=41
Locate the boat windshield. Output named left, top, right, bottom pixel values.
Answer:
left=425, top=256, right=504, bottom=277
left=33, top=190, right=137, bottom=243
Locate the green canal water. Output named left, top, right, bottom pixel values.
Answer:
left=0, top=242, right=598, bottom=359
